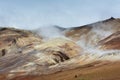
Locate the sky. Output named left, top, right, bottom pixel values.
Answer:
left=0, top=0, right=120, bottom=29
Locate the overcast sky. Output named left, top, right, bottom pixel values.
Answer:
left=0, top=0, right=120, bottom=29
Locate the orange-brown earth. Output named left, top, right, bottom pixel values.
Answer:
left=0, top=17, right=120, bottom=80
left=98, top=31, right=120, bottom=50
left=0, top=61, right=119, bottom=80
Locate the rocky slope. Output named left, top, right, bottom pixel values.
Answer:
left=0, top=28, right=42, bottom=57
left=0, top=17, right=120, bottom=80
left=65, top=17, right=120, bottom=46
left=98, top=31, right=120, bottom=50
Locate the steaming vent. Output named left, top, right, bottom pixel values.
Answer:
left=0, top=17, right=120, bottom=78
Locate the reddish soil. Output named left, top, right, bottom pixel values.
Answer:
left=1, top=61, right=120, bottom=80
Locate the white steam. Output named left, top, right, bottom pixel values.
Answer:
left=0, top=0, right=119, bottom=60
left=76, top=21, right=120, bottom=56
left=0, top=0, right=120, bottom=29
left=35, top=25, right=65, bottom=39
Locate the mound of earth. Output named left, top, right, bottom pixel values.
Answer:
left=0, top=28, right=42, bottom=57
left=33, top=38, right=81, bottom=65
left=0, top=28, right=81, bottom=79
left=0, top=17, right=120, bottom=80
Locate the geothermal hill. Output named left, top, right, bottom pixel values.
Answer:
left=0, top=17, right=120, bottom=80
